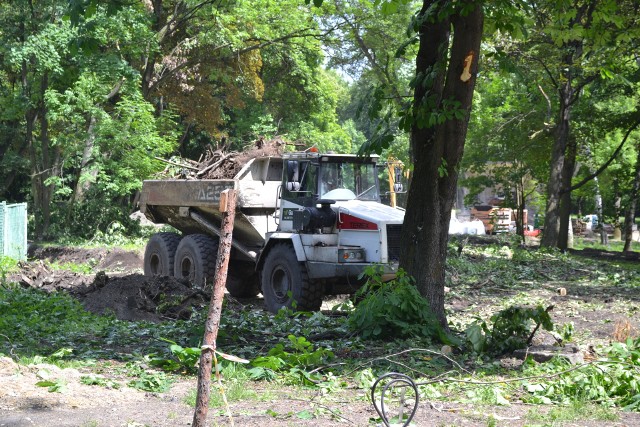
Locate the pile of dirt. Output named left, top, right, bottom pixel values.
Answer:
left=157, top=137, right=285, bottom=180
left=27, top=245, right=143, bottom=272
left=72, top=273, right=208, bottom=322
left=14, top=245, right=208, bottom=322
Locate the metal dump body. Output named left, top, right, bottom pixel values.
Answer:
left=139, top=157, right=283, bottom=254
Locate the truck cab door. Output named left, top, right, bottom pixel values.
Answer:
left=279, top=159, right=318, bottom=232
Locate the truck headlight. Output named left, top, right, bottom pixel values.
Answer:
left=339, top=248, right=366, bottom=263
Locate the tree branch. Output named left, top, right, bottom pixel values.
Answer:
left=563, top=118, right=640, bottom=194
left=523, top=54, right=559, bottom=89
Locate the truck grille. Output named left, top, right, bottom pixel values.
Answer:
left=386, top=224, right=402, bottom=262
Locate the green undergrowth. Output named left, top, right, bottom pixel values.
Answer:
left=49, top=223, right=176, bottom=251
left=0, top=256, right=19, bottom=281
left=572, top=236, right=640, bottom=253
left=1, top=238, right=639, bottom=418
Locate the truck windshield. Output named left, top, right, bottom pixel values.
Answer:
left=319, top=161, right=379, bottom=201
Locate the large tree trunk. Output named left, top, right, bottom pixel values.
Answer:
left=557, top=136, right=578, bottom=250
left=400, top=1, right=483, bottom=328
left=623, top=145, right=640, bottom=251
left=541, top=82, right=573, bottom=248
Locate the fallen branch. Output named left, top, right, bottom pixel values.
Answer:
left=154, top=156, right=199, bottom=170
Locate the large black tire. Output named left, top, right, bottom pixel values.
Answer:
left=144, top=232, right=182, bottom=277
left=261, top=243, right=323, bottom=313
left=226, top=261, right=261, bottom=298
left=173, top=234, right=218, bottom=288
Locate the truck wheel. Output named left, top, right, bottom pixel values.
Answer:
left=174, top=234, right=218, bottom=288
left=226, top=261, right=260, bottom=298
left=261, top=243, right=323, bottom=313
left=144, top=232, right=182, bottom=277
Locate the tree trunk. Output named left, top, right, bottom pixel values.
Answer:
left=623, top=145, right=640, bottom=251
left=72, top=115, right=98, bottom=203
left=400, top=1, right=483, bottom=328
left=557, top=136, right=577, bottom=251
left=515, top=174, right=525, bottom=241
left=594, top=176, right=608, bottom=245
left=541, top=86, right=572, bottom=248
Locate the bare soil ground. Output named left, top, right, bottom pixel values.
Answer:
left=2, top=244, right=640, bottom=427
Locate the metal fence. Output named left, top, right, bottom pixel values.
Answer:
left=0, top=202, right=27, bottom=260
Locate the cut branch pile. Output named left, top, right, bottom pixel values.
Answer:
left=155, top=136, right=287, bottom=180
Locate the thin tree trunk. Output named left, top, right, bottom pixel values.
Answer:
left=594, top=176, right=608, bottom=245
left=72, top=115, right=98, bottom=203
left=515, top=174, right=525, bottom=241
left=401, top=0, right=483, bottom=328
left=192, top=190, right=236, bottom=427
left=623, top=149, right=640, bottom=251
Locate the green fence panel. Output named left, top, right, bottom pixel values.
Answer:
left=0, top=202, right=4, bottom=257
left=1, top=201, right=28, bottom=260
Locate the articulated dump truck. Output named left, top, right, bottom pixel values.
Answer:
left=139, top=151, right=405, bottom=313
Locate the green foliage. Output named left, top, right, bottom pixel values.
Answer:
left=80, top=374, right=120, bottom=389
left=125, top=361, right=172, bottom=393
left=526, top=402, right=618, bottom=423
left=465, top=305, right=554, bottom=354
left=249, top=335, right=334, bottom=385
left=0, top=257, right=19, bottom=283
left=522, top=338, right=640, bottom=410
left=149, top=339, right=201, bottom=375
left=35, top=378, right=67, bottom=393
left=0, top=285, right=114, bottom=356
left=348, top=266, right=445, bottom=341
left=183, top=364, right=262, bottom=408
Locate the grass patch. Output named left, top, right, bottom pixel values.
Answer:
left=0, top=256, right=19, bottom=279
left=48, top=260, right=97, bottom=274
left=184, top=380, right=262, bottom=408
left=526, top=401, right=619, bottom=424
left=572, top=237, right=640, bottom=252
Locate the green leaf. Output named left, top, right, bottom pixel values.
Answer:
left=296, top=410, right=314, bottom=420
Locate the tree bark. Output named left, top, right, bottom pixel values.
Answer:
left=623, top=145, right=640, bottom=251
left=515, top=175, right=525, bottom=241
left=557, top=136, right=577, bottom=251
left=594, top=176, right=608, bottom=245
left=400, top=1, right=483, bottom=328
left=541, top=77, right=573, bottom=248
left=192, top=190, right=236, bottom=427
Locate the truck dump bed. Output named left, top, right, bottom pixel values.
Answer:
left=139, top=157, right=283, bottom=253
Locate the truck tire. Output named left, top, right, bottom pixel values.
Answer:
left=144, top=232, right=182, bottom=277
left=174, top=234, right=218, bottom=288
left=226, top=261, right=260, bottom=298
left=261, top=243, right=323, bottom=313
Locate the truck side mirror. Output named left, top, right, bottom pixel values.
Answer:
left=393, top=167, right=404, bottom=193
left=286, top=160, right=300, bottom=191
left=287, top=181, right=301, bottom=191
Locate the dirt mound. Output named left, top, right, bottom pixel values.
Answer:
left=14, top=246, right=207, bottom=322
left=27, top=245, right=143, bottom=272
left=72, top=273, right=208, bottom=322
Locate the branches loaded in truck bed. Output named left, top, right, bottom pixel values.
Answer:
left=154, top=137, right=288, bottom=180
